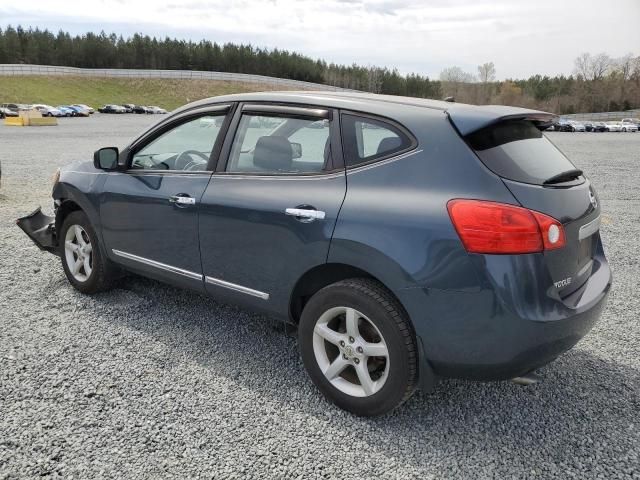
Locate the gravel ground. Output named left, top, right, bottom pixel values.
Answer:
left=1, top=116, right=639, bottom=479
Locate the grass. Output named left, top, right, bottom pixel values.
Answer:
left=0, top=75, right=287, bottom=110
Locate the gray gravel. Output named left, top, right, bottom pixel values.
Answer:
left=1, top=116, right=639, bottom=479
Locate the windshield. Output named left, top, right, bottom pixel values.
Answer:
left=466, top=120, right=579, bottom=185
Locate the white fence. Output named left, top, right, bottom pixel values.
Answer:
left=562, top=110, right=640, bottom=121
left=0, top=64, right=349, bottom=92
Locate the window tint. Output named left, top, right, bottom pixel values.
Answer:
left=227, top=114, right=330, bottom=174
left=341, top=114, right=413, bottom=167
left=466, top=120, right=578, bottom=185
left=131, top=114, right=226, bottom=171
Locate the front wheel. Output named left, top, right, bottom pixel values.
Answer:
left=299, top=278, right=418, bottom=416
left=60, top=210, right=115, bottom=294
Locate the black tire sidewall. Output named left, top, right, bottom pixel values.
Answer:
left=60, top=211, right=107, bottom=294
left=299, top=282, right=415, bottom=416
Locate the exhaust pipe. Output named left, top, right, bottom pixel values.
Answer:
left=511, top=372, right=543, bottom=386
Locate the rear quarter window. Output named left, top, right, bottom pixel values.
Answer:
left=341, top=114, right=414, bottom=167
left=466, top=120, right=578, bottom=185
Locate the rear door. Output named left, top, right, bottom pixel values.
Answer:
left=198, top=103, right=346, bottom=317
left=100, top=105, right=231, bottom=291
left=465, top=119, right=600, bottom=297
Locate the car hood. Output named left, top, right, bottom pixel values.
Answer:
left=61, top=159, right=98, bottom=174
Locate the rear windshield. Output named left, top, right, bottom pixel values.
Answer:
left=466, top=120, right=577, bottom=185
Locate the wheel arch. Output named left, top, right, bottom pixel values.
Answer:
left=55, top=198, right=83, bottom=236
left=289, top=262, right=412, bottom=327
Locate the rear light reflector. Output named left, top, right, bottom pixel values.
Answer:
left=447, top=199, right=566, bottom=254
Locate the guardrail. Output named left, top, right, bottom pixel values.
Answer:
left=562, top=110, right=640, bottom=122
left=0, top=64, right=350, bottom=92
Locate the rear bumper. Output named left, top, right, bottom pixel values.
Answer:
left=16, top=207, right=58, bottom=255
left=398, top=247, right=612, bottom=381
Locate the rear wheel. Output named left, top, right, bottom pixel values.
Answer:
left=60, top=210, right=115, bottom=294
left=299, top=278, right=417, bottom=416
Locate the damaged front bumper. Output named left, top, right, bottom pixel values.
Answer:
left=16, top=207, right=58, bottom=255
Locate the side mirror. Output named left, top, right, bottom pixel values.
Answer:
left=290, top=142, right=303, bottom=159
left=93, top=147, right=119, bottom=170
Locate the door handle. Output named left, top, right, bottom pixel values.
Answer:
left=169, top=195, right=196, bottom=206
left=285, top=207, right=326, bottom=221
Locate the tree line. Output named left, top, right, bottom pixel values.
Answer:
left=1, top=26, right=638, bottom=114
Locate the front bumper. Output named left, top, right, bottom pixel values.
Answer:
left=16, top=207, right=58, bottom=255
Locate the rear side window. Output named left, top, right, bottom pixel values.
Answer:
left=466, top=120, right=578, bottom=185
left=341, top=114, right=414, bottom=167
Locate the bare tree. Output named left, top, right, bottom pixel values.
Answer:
left=591, top=53, right=611, bottom=80
left=440, top=66, right=476, bottom=83
left=574, top=52, right=591, bottom=79
left=615, top=53, right=636, bottom=81
left=574, top=52, right=611, bottom=81
left=477, top=62, right=496, bottom=83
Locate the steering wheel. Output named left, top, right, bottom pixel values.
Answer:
left=175, top=150, right=210, bottom=171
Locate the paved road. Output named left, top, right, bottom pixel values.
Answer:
left=0, top=117, right=638, bottom=479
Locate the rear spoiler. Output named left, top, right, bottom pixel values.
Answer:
left=445, top=104, right=556, bottom=136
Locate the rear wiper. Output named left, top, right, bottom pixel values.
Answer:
left=543, top=169, right=583, bottom=185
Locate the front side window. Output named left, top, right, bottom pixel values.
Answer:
left=341, top=114, right=414, bottom=167
left=131, top=114, right=226, bottom=171
left=226, top=114, right=331, bottom=174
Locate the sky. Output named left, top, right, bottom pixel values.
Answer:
left=1, top=0, right=639, bottom=80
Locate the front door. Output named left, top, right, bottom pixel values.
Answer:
left=100, top=109, right=230, bottom=291
left=199, top=104, right=346, bottom=316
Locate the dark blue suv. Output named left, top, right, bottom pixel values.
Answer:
left=18, top=92, right=611, bottom=416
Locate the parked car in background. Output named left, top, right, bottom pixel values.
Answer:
left=32, top=104, right=65, bottom=117
left=584, top=122, right=594, bottom=132
left=0, top=106, right=19, bottom=118
left=1, top=103, right=18, bottom=111
left=122, top=104, right=135, bottom=113
left=17, top=92, right=611, bottom=416
left=132, top=105, right=151, bottom=114
left=0, top=103, right=30, bottom=112
left=552, top=119, right=574, bottom=132
left=98, top=104, right=126, bottom=114
left=147, top=105, right=168, bottom=114
left=73, top=104, right=95, bottom=114
left=605, top=122, right=622, bottom=132
left=620, top=119, right=638, bottom=132
left=569, top=121, right=585, bottom=132
left=592, top=122, right=607, bottom=132
left=56, top=106, right=76, bottom=117
left=67, top=105, right=90, bottom=117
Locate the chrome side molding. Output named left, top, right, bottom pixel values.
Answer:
left=111, top=249, right=270, bottom=300
left=111, top=249, right=203, bottom=281
left=205, top=276, right=270, bottom=300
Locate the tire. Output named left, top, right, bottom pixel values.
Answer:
left=299, top=278, right=418, bottom=416
left=59, top=210, right=115, bottom=294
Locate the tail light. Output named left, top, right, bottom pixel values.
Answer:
left=447, top=199, right=566, bottom=254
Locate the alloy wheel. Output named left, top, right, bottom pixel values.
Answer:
left=64, top=224, right=93, bottom=282
left=312, top=306, right=389, bottom=397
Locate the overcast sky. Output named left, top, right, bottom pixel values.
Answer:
left=2, top=0, right=639, bottom=79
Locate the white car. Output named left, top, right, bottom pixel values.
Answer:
left=147, top=106, right=168, bottom=114
left=32, top=104, right=65, bottom=117
left=605, top=122, right=622, bottom=132
left=620, top=119, right=638, bottom=132
left=72, top=104, right=95, bottom=114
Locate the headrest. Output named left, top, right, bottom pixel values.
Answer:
left=254, top=136, right=293, bottom=171
left=377, top=136, right=402, bottom=155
